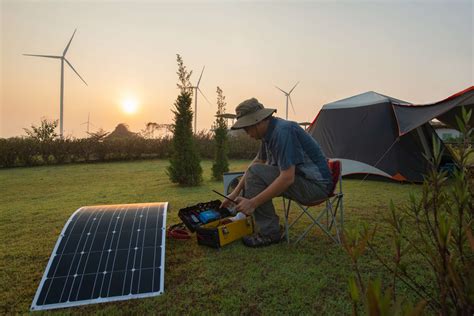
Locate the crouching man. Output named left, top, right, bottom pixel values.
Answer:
left=221, top=98, right=332, bottom=247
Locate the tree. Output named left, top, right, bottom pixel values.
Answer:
left=211, top=86, right=229, bottom=180
left=23, top=118, right=58, bottom=142
left=167, top=54, right=202, bottom=186
left=23, top=118, right=59, bottom=164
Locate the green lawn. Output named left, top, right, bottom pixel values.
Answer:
left=0, top=160, right=424, bottom=314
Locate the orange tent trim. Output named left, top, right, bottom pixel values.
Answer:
left=392, top=173, right=407, bottom=181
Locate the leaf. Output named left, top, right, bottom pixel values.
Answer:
left=438, top=214, right=453, bottom=247
left=348, top=276, right=360, bottom=302
left=455, top=115, right=466, bottom=133
left=365, top=280, right=381, bottom=316
left=462, top=106, right=472, bottom=123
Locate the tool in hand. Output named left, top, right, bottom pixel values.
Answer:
left=212, top=190, right=238, bottom=205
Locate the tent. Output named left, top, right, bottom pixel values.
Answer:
left=307, top=87, right=473, bottom=182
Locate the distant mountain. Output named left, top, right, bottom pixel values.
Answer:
left=105, top=123, right=139, bottom=140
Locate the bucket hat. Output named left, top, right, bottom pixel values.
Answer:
left=231, top=98, right=276, bottom=130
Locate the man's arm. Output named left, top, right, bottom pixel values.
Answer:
left=220, top=157, right=265, bottom=208
left=235, top=166, right=295, bottom=215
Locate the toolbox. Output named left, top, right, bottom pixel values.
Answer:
left=178, top=200, right=254, bottom=248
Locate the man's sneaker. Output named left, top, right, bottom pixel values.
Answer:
left=242, top=233, right=281, bottom=248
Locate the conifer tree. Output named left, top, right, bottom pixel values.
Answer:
left=211, top=86, right=229, bottom=180
left=167, top=54, right=202, bottom=186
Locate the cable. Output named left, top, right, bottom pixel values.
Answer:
left=166, top=223, right=191, bottom=240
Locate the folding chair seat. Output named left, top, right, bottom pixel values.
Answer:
left=282, top=160, right=344, bottom=244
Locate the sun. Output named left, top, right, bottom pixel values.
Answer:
left=122, top=98, right=138, bottom=114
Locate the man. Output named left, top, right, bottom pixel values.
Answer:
left=221, top=98, right=332, bottom=248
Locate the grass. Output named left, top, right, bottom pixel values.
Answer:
left=0, top=159, right=425, bottom=315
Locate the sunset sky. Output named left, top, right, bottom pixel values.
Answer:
left=1, top=0, right=472, bottom=138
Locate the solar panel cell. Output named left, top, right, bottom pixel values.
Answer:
left=31, top=202, right=167, bottom=311
left=139, top=269, right=154, bottom=293
left=77, top=274, right=96, bottom=300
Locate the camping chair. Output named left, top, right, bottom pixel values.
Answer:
left=282, top=160, right=344, bottom=244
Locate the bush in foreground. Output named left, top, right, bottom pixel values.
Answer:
left=343, top=108, right=474, bottom=315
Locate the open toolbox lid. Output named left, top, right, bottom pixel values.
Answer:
left=178, top=200, right=232, bottom=232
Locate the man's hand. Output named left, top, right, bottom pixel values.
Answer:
left=235, top=197, right=257, bottom=215
left=220, top=191, right=239, bottom=209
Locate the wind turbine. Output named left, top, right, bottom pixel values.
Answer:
left=81, top=112, right=95, bottom=134
left=275, top=81, right=299, bottom=120
left=24, top=29, right=88, bottom=138
left=190, top=66, right=212, bottom=134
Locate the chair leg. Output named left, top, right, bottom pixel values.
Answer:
left=340, top=195, right=344, bottom=233
left=326, top=200, right=331, bottom=230
left=282, top=197, right=291, bottom=244
left=339, top=174, right=344, bottom=235
left=295, top=220, right=316, bottom=243
left=301, top=200, right=341, bottom=244
left=282, top=195, right=344, bottom=244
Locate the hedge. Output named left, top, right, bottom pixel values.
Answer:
left=0, top=133, right=259, bottom=168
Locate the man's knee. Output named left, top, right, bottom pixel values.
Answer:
left=245, top=165, right=259, bottom=187
left=244, top=164, right=268, bottom=198
left=247, top=163, right=266, bottom=179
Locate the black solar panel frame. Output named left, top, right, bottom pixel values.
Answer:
left=30, top=202, right=168, bottom=311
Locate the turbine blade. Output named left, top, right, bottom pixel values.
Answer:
left=198, top=88, right=213, bottom=107
left=196, top=66, right=205, bottom=87
left=289, top=81, right=299, bottom=94
left=289, top=95, right=296, bottom=114
left=275, top=85, right=288, bottom=95
left=63, top=29, right=77, bottom=56
left=65, top=59, right=88, bottom=86
left=23, top=54, right=61, bottom=59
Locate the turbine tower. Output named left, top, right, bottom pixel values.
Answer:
left=275, top=81, right=299, bottom=120
left=81, top=112, right=95, bottom=134
left=24, top=29, right=88, bottom=138
left=190, top=66, right=212, bottom=134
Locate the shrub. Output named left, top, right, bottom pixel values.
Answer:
left=0, top=120, right=260, bottom=168
left=0, top=138, right=19, bottom=167
left=74, top=138, right=95, bottom=162
left=16, top=138, right=40, bottom=166
left=228, top=132, right=260, bottom=159
left=193, top=131, right=214, bottom=159
left=50, top=138, right=73, bottom=164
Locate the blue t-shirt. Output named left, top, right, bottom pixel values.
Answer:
left=257, top=117, right=332, bottom=191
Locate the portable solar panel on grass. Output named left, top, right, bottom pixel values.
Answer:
left=31, top=202, right=168, bottom=311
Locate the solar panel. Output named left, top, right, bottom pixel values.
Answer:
left=31, top=202, right=168, bottom=311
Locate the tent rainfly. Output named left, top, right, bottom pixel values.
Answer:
left=307, top=87, right=474, bottom=182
